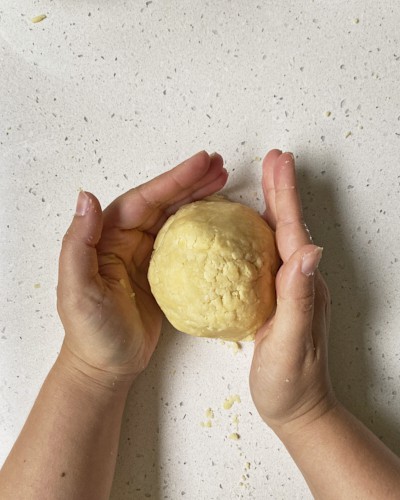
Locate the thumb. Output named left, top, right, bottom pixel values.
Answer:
left=59, top=191, right=103, bottom=290
left=269, top=244, right=323, bottom=347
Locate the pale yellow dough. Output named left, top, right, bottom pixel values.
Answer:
left=148, top=197, right=279, bottom=341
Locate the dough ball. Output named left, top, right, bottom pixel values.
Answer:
left=148, top=197, right=279, bottom=341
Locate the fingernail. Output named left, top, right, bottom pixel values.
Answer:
left=210, top=151, right=218, bottom=158
left=283, top=151, right=295, bottom=160
left=188, top=150, right=206, bottom=160
left=301, top=246, right=323, bottom=276
left=75, top=191, right=90, bottom=216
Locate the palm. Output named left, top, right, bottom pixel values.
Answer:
left=95, top=227, right=160, bottom=370
left=251, top=316, right=311, bottom=422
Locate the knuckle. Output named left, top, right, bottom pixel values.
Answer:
left=296, top=294, right=315, bottom=313
left=277, top=216, right=304, bottom=230
left=278, top=292, right=315, bottom=314
left=276, top=219, right=313, bottom=243
left=137, top=186, right=161, bottom=210
left=61, top=228, right=77, bottom=248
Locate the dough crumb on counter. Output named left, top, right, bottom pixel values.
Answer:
left=205, top=408, right=214, bottom=419
left=228, top=432, right=240, bottom=440
left=228, top=341, right=242, bottom=354
left=200, top=407, right=214, bottom=428
left=223, top=394, right=241, bottom=410
left=31, top=14, right=47, bottom=23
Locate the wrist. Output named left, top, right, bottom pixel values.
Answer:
left=268, top=391, right=339, bottom=441
left=55, top=343, right=134, bottom=401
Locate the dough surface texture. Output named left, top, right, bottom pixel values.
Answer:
left=148, top=197, right=279, bottom=341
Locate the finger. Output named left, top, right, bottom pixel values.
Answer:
left=274, top=152, right=312, bottom=262
left=59, top=192, right=103, bottom=290
left=160, top=169, right=228, bottom=223
left=268, top=244, right=323, bottom=351
left=103, top=150, right=223, bottom=232
left=147, top=170, right=228, bottom=234
left=137, top=157, right=228, bottom=234
left=261, top=149, right=282, bottom=229
left=96, top=166, right=228, bottom=270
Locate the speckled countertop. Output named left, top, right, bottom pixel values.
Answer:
left=1, top=1, right=400, bottom=499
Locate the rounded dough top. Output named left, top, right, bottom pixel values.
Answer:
left=148, top=197, right=279, bottom=341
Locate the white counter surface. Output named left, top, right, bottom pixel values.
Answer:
left=1, top=1, right=400, bottom=498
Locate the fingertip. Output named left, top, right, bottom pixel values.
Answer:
left=210, top=151, right=223, bottom=162
left=301, top=246, right=323, bottom=276
left=220, top=166, right=229, bottom=182
left=282, top=151, right=295, bottom=160
left=274, top=152, right=296, bottom=184
left=75, top=191, right=89, bottom=216
left=278, top=244, right=321, bottom=297
left=209, top=152, right=224, bottom=173
left=276, top=151, right=295, bottom=170
left=263, top=149, right=282, bottom=164
left=185, top=150, right=216, bottom=177
left=68, top=191, right=103, bottom=248
left=270, top=243, right=325, bottom=346
left=85, top=191, right=102, bottom=214
left=182, top=150, right=210, bottom=171
left=262, top=150, right=282, bottom=178
left=261, top=149, right=282, bottom=231
left=196, top=149, right=208, bottom=157
left=74, top=191, right=101, bottom=217
left=197, top=150, right=211, bottom=163
left=262, top=150, right=282, bottom=179
left=60, top=192, right=103, bottom=290
left=273, top=153, right=298, bottom=197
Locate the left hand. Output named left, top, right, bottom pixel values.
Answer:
left=57, top=151, right=228, bottom=385
left=249, top=150, right=335, bottom=432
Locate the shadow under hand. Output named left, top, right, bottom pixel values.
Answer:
left=298, top=152, right=400, bottom=457
left=110, top=322, right=175, bottom=500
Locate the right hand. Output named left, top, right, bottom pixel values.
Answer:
left=249, top=150, right=337, bottom=433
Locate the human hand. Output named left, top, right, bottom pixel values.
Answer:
left=249, top=150, right=336, bottom=433
left=57, top=151, right=228, bottom=386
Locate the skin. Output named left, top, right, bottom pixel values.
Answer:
left=0, top=151, right=228, bottom=500
left=0, top=149, right=399, bottom=499
left=250, top=150, right=400, bottom=499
